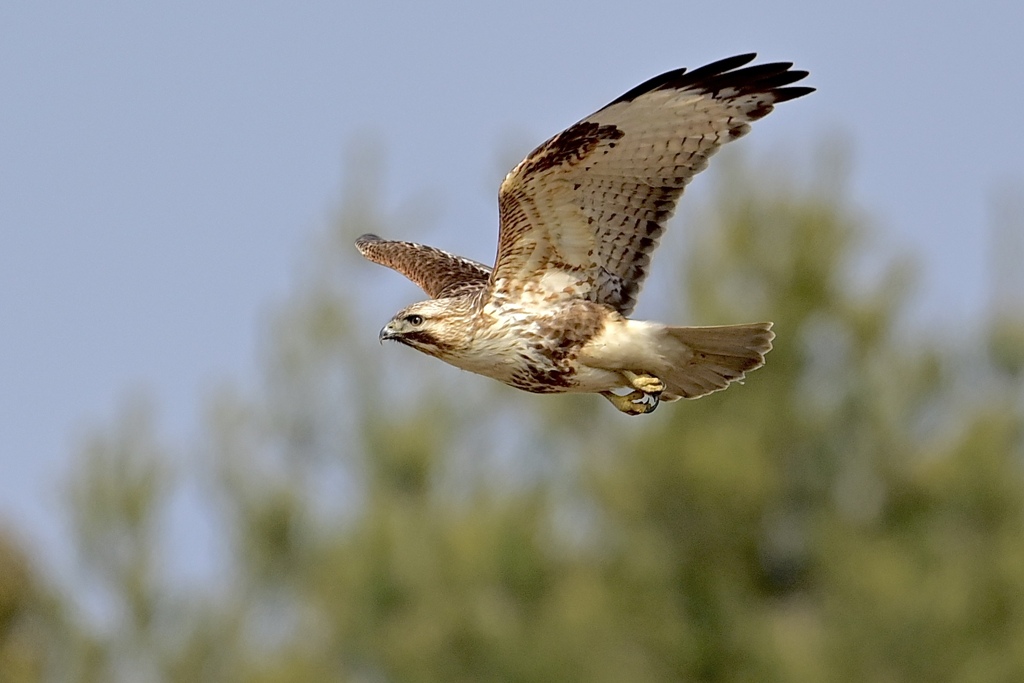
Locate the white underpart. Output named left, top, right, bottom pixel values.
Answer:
left=445, top=302, right=548, bottom=384
left=443, top=302, right=667, bottom=395
left=574, top=318, right=673, bottom=393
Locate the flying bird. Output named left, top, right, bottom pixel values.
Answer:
left=357, top=54, right=813, bottom=414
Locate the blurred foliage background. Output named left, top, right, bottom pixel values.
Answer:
left=2, top=145, right=1024, bottom=682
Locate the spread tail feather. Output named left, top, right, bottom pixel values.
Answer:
left=658, top=322, right=774, bottom=401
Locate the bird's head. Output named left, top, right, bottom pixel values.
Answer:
left=378, top=299, right=468, bottom=358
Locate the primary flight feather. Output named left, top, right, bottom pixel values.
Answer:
left=357, top=53, right=813, bottom=414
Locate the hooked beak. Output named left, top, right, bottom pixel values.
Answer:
left=379, top=321, right=399, bottom=344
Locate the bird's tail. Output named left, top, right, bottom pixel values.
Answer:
left=657, top=322, right=774, bottom=401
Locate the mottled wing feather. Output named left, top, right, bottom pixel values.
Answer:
left=355, top=234, right=491, bottom=299
left=492, top=53, right=813, bottom=315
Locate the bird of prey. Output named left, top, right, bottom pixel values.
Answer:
left=357, top=54, right=813, bottom=415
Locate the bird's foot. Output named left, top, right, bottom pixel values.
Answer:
left=622, top=371, right=665, bottom=396
left=601, top=390, right=660, bottom=415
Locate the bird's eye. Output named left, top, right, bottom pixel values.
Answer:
left=405, top=314, right=424, bottom=326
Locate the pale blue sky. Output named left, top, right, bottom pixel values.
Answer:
left=2, top=0, right=1023, bottom=571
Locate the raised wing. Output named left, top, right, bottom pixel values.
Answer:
left=355, top=234, right=491, bottom=299
left=492, top=53, right=813, bottom=314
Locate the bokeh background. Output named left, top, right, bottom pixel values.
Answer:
left=3, top=1, right=1024, bottom=680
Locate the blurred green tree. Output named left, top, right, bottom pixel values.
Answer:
left=17, top=147, right=1024, bottom=682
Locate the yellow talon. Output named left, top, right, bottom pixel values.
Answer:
left=622, top=371, right=665, bottom=396
left=601, top=390, right=660, bottom=415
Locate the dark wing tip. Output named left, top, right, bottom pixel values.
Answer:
left=679, top=52, right=758, bottom=83
left=609, top=53, right=759, bottom=106
left=687, top=59, right=811, bottom=98
left=607, top=53, right=813, bottom=109
left=609, top=67, right=689, bottom=107
left=773, top=86, right=816, bottom=103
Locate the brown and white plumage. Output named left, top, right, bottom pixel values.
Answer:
left=357, top=54, right=812, bottom=414
left=355, top=234, right=491, bottom=299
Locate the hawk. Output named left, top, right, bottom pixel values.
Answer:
left=357, top=54, right=813, bottom=414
